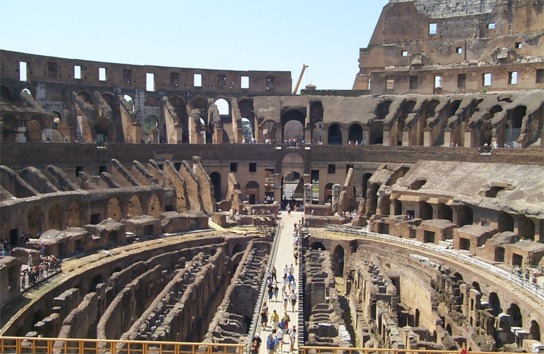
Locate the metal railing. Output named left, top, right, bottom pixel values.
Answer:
left=0, top=336, right=244, bottom=354
left=298, top=346, right=523, bottom=354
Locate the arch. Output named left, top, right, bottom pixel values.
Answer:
left=437, top=203, right=453, bottom=221
left=281, top=108, right=306, bottom=142
left=506, top=303, right=522, bottom=327
left=122, top=94, right=136, bottom=113
left=419, top=201, right=433, bottom=220
left=452, top=272, right=464, bottom=283
left=489, top=104, right=503, bottom=118
left=107, top=197, right=122, bottom=221
left=77, top=91, right=93, bottom=104
left=209, top=172, right=222, bottom=202
left=48, top=203, right=64, bottom=230
left=148, top=194, right=161, bottom=217
left=310, top=101, right=324, bottom=143
left=328, top=123, right=342, bottom=145
left=0, top=85, right=14, bottom=102
left=457, top=205, right=473, bottom=226
left=425, top=99, right=440, bottom=118
left=310, top=242, right=326, bottom=250
left=488, top=292, right=501, bottom=317
left=170, top=96, right=189, bottom=143
left=89, top=274, right=104, bottom=292
left=28, top=205, right=45, bottom=237
left=348, top=123, right=363, bottom=144
left=376, top=100, right=392, bottom=120
left=498, top=212, right=514, bottom=232
left=362, top=173, right=372, bottom=199
left=241, top=117, right=254, bottom=141
left=333, top=245, right=345, bottom=276
left=232, top=243, right=244, bottom=256
left=530, top=320, right=541, bottom=341
left=471, top=281, right=481, bottom=293
left=449, top=100, right=462, bottom=116
left=67, top=201, right=81, bottom=227
left=214, top=98, right=230, bottom=116
left=127, top=195, right=143, bottom=218
left=94, top=115, right=112, bottom=145
left=510, top=106, right=526, bottom=129
left=245, top=181, right=259, bottom=204
left=518, top=214, right=535, bottom=241
left=282, top=171, right=302, bottom=208
left=142, top=115, right=159, bottom=143
left=261, top=120, right=276, bottom=142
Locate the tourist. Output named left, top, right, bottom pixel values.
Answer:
left=272, top=266, right=277, bottom=282
left=276, top=326, right=284, bottom=351
left=261, top=308, right=269, bottom=330
left=266, top=333, right=277, bottom=354
left=283, top=294, right=289, bottom=312
left=288, top=326, right=296, bottom=352
left=271, top=310, right=279, bottom=329
left=268, top=284, right=274, bottom=301
left=273, top=283, right=279, bottom=302
left=282, top=312, right=290, bottom=331
left=290, top=291, right=297, bottom=311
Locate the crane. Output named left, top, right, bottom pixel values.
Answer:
left=292, top=64, right=308, bottom=95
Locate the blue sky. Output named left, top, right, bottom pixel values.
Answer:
left=0, top=0, right=388, bottom=90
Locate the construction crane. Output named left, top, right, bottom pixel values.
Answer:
left=292, top=64, right=308, bottom=95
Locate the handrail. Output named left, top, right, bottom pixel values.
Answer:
left=324, top=224, right=544, bottom=301
left=0, top=336, right=245, bottom=354
left=298, top=346, right=524, bottom=354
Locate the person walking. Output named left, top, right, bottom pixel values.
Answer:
left=288, top=326, right=297, bottom=352
left=276, top=326, right=284, bottom=351
left=290, top=290, right=297, bottom=312
left=266, top=333, right=277, bottom=354
left=271, top=310, right=279, bottom=329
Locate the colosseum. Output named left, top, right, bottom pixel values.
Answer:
left=0, top=0, right=543, bottom=353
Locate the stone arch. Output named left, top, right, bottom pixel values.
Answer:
left=281, top=170, right=302, bottom=208
left=142, top=115, right=159, bottom=143
left=437, top=203, right=453, bottom=221
left=518, top=214, right=535, bottom=241
left=348, top=123, right=363, bottom=144
left=191, top=96, right=211, bottom=143
left=530, top=320, right=541, bottom=341
left=425, top=99, right=440, bottom=119
left=328, top=123, right=342, bottom=145
left=107, top=197, right=122, bottom=221
left=48, top=203, right=64, bottom=230
left=28, top=205, right=45, bottom=237
left=310, top=101, right=324, bottom=143
left=209, top=172, right=222, bottom=202
left=241, top=117, right=253, bottom=142
left=457, top=205, right=473, bottom=226
left=102, top=93, right=122, bottom=143
left=472, top=281, right=481, bottom=293
left=232, top=243, right=244, bottom=256
left=239, top=98, right=255, bottom=140
left=498, top=212, right=514, bottom=232
left=148, top=193, right=161, bottom=217
left=488, top=292, right=501, bottom=317
left=245, top=181, right=259, bottom=204
left=419, top=201, right=433, bottom=220
left=281, top=109, right=305, bottom=141
left=89, top=274, right=104, bottom=292
left=127, top=195, right=143, bottom=218
left=94, top=115, right=113, bottom=145
left=67, top=201, right=82, bottom=227
left=214, top=98, right=230, bottom=116
left=449, top=100, right=462, bottom=116
left=333, top=245, right=345, bottom=276
left=489, top=104, right=503, bottom=118
left=506, top=303, right=522, bottom=327
left=77, top=91, right=93, bottom=104
left=261, top=119, right=277, bottom=142
left=362, top=173, right=373, bottom=199
left=376, top=100, right=392, bottom=120
left=310, top=242, right=326, bottom=250
left=1, top=85, right=14, bottom=102
left=170, top=95, right=189, bottom=143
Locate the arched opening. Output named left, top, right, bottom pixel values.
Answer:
left=148, top=194, right=161, bottom=217
left=362, top=173, right=372, bottom=199
left=245, top=181, right=259, bottom=204
left=425, top=99, right=440, bottom=118
left=261, top=120, right=276, bottom=143
left=101, top=93, right=122, bottom=143
left=28, top=206, right=44, bottom=237
left=310, top=101, right=324, bottom=144
left=77, top=91, right=93, bottom=104
left=67, top=201, right=81, bottom=227
left=170, top=96, right=188, bottom=143
left=107, top=197, right=122, bottom=220
left=457, top=205, right=473, bottom=226
left=328, top=123, right=342, bottom=145
left=310, top=242, right=326, bottom=250
left=472, top=281, right=481, bottom=293
left=530, top=320, right=541, bottom=341
left=127, top=195, right=143, bottom=218
left=369, top=120, right=383, bottom=145
left=281, top=109, right=305, bottom=142
left=122, top=95, right=135, bottom=113
left=348, top=124, right=363, bottom=144
left=48, top=203, right=64, bottom=230
left=419, top=201, right=433, bottom=220
left=282, top=171, right=301, bottom=209
left=376, top=100, right=392, bottom=120
left=498, top=212, right=514, bottom=232
left=209, top=172, right=222, bottom=202
left=437, top=203, right=453, bottom=221
left=324, top=183, right=334, bottom=204
left=489, top=104, right=503, bottom=118
left=214, top=98, right=229, bottom=116
left=232, top=243, right=244, bottom=256
left=333, top=245, right=345, bottom=276
left=142, top=115, right=159, bottom=144
left=1, top=85, right=13, bottom=102
left=241, top=117, right=254, bottom=142
left=488, top=292, right=501, bottom=317
left=449, top=100, right=462, bottom=116
left=518, top=214, right=535, bottom=241
left=506, top=105, right=527, bottom=147
left=89, top=274, right=104, bottom=292
left=507, top=303, right=522, bottom=327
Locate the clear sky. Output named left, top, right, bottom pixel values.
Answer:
left=0, top=0, right=388, bottom=90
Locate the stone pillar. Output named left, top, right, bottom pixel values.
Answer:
left=443, top=128, right=452, bottom=147
left=383, top=128, right=391, bottom=146
left=304, top=126, right=312, bottom=144
left=464, top=130, right=473, bottom=148
left=402, top=129, right=411, bottom=146
left=341, top=125, right=349, bottom=145
left=423, top=128, right=432, bottom=147
left=213, top=126, right=223, bottom=144
left=362, top=127, right=370, bottom=146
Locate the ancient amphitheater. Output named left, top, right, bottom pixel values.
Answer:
left=0, top=1, right=543, bottom=353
